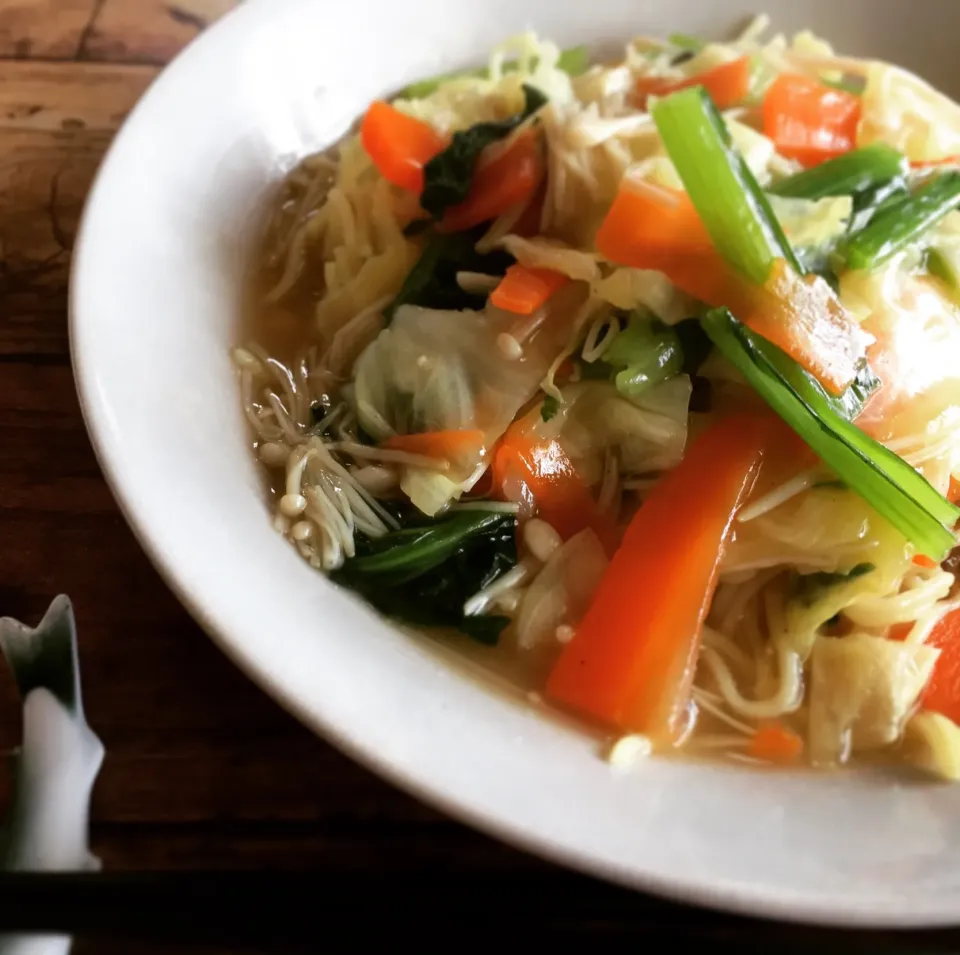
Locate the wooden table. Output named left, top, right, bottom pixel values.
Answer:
left=2, top=2, right=960, bottom=951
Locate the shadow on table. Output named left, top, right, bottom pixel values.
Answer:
left=0, top=873, right=956, bottom=953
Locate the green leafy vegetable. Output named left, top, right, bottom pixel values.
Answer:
left=540, top=394, right=560, bottom=421
left=332, top=511, right=517, bottom=645
left=604, top=314, right=683, bottom=398
left=420, top=84, right=547, bottom=220
left=701, top=308, right=960, bottom=560
left=770, top=144, right=907, bottom=200
left=925, top=246, right=960, bottom=301
left=847, top=178, right=911, bottom=234
left=385, top=229, right=513, bottom=322
left=668, top=32, right=705, bottom=52
left=400, top=46, right=589, bottom=99
left=652, top=86, right=803, bottom=283
left=790, top=562, right=876, bottom=607
left=820, top=75, right=866, bottom=96
left=840, top=171, right=960, bottom=270
left=556, top=46, right=590, bottom=77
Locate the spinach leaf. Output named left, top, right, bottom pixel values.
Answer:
left=540, top=395, right=560, bottom=421
left=385, top=228, right=513, bottom=321
left=420, top=84, right=548, bottom=220
left=331, top=511, right=518, bottom=645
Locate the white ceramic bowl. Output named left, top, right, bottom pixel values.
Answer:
left=71, top=0, right=960, bottom=926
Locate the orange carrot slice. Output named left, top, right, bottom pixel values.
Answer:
left=381, top=429, right=486, bottom=466
left=490, top=265, right=571, bottom=315
left=595, top=180, right=714, bottom=258
left=635, top=56, right=752, bottom=110
left=545, top=414, right=772, bottom=743
left=492, top=423, right=619, bottom=555
left=920, top=608, right=960, bottom=723
left=763, top=74, right=861, bottom=167
left=748, top=724, right=804, bottom=764
left=360, top=101, right=447, bottom=193
left=439, top=130, right=542, bottom=233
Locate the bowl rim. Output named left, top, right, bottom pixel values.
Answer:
left=67, top=0, right=960, bottom=928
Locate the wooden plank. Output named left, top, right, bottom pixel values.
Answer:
left=0, top=62, right=155, bottom=356
left=0, top=0, right=100, bottom=59
left=0, top=60, right=156, bottom=131
left=84, top=0, right=235, bottom=64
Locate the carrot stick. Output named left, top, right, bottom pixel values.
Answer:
left=748, top=724, right=804, bottom=764
left=635, top=56, right=752, bottom=110
left=920, top=607, right=960, bottom=723
left=439, top=130, right=542, bottom=233
left=949, top=476, right=960, bottom=504
left=595, top=180, right=714, bottom=258
left=360, top=102, right=448, bottom=193
left=492, top=423, right=619, bottom=555
left=762, top=74, right=861, bottom=167
left=545, top=414, right=772, bottom=743
left=490, top=265, right=571, bottom=315
left=381, top=429, right=486, bottom=464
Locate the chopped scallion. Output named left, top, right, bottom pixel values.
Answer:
left=668, top=32, right=705, bottom=52
left=652, top=86, right=802, bottom=283
left=770, top=144, right=907, bottom=200
left=840, top=171, right=960, bottom=270
left=701, top=308, right=960, bottom=559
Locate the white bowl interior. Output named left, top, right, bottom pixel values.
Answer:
left=71, top=0, right=960, bottom=926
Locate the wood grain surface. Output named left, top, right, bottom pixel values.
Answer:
left=1, top=2, right=958, bottom=951
left=0, top=0, right=463, bottom=875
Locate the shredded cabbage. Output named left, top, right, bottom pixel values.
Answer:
left=809, top=632, right=939, bottom=765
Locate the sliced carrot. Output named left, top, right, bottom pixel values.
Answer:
left=360, top=101, right=448, bottom=193
left=595, top=180, right=713, bottom=259
left=747, top=259, right=864, bottom=396
left=762, top=74, right=861, bottom=167
left=545, top=414, right=772, bottom=743
left=920, top=607, right=960, bottom=723
left=748, top=724, right=804, bottom=764
left=914, top=553, right=939, bottom=569
left=635, top=56, right=752, bottom=110
left=492, top=422, right=619, bottom=555
left=597, top=182, right=863, bottom=395
left=381, top=429, right=486, bottom=466
left=439, top=130, right=542, bottom=234
left=490, top=265, right=571, bottom=315
left=949, top=476, right=960, bottom=504
left=889, top=622, right=913, bottom=642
